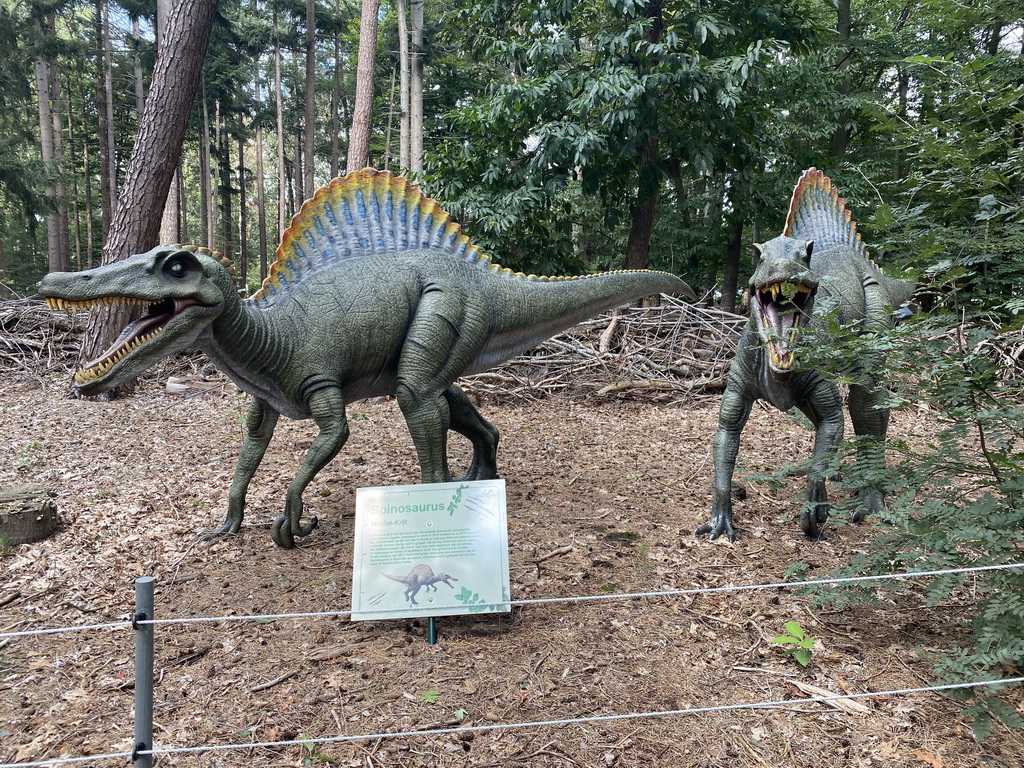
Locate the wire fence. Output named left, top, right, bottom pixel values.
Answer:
left=1, top=560, right=1022, bottom=768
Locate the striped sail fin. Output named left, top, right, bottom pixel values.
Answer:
left=250, top=168, right=514, bottom=307
left=782, top=167, right=868, bottom=260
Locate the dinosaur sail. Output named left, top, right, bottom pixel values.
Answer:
left=782, top=167, right=869, bottom=260
left=253, top=169, right=516, bottom=308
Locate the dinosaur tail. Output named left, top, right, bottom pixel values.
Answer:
left=470, top=269, right=689, bottom=373
left=782, top=168, right=868, bottom=260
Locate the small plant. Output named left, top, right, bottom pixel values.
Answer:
left=0, top=533, right=11, bottom=558
left=14, top=440, right=44, bottom=470
left=418, top=690, right=440, bottom=704
left=300, top=734, right=341, bottom=766
left=771, top=621, right=815, bottom=667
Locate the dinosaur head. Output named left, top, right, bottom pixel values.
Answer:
left=38, top=245, right=231, bottom=394
left=748, top=236, right=818, bottom=374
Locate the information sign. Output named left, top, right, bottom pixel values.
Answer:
left=351, top=479, right=511, bottom=621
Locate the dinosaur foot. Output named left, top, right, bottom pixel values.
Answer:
left=694, top=515, right=736, bottom=543
left=197, top=521, right=242, bottom=542
left=851, top=489, right=884, bottom=523
left=270, top=515, right=319, bottom=549
left=799, top=503, right=830, bottom=540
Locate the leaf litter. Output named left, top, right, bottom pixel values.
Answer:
left=0, top=368, right=1022, bottom=767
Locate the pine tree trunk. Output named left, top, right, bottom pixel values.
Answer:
left=330, top=15, right=341, bottom=178
left=34, top=22, right=63, bottom=273
left=238, top=111, right=248, bottom=287
left=255, top=77, right=269, bottom=281
left=303, top=0, right=316, bottom=195
left=347, top=0, right=381, bottom=172
left=409, top=0, right=424, bottom=172
left=397, top=0, right=410, bottom=171
left=199, top=80, right=212, bottom=248
left=157, top=0, right=180, bottom=244
left=721, top=218, right=743, bottom=314
left=77, top=0, right=218, bottom=394
left=275, top=19, right=287, bottom=237
left=100, top=1, right=118, bottom=236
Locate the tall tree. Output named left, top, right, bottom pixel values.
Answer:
left=303, top=0, right=317, bottom=193
left=78, top=0, right=220, bottom=385
left=347, top=0, right=379, bottom=171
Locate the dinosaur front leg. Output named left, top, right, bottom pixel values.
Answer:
left=444, top=385, right=500, bottom=481
left=847, top=381, right=890, bottom=522
left=797, top=379, right=844, bottom=539
left=201, top=398, right=280, bottom=539
left=271, top=387, right=350, bottom=549
left=697, top=381, right=753, bottom=542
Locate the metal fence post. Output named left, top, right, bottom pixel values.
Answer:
left=133, top=576, right=155, bottom=768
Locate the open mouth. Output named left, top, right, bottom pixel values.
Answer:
left=755, top=281, right=813, bottom=371
left=45, top=295, right=205, bottom=385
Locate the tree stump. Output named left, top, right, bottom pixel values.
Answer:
left=0, top=485, right=59, bottom=545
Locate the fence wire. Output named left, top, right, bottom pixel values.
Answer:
left=2, top=561, right=1021, bottom=639
left=3, top=676, right=1023, bottom=768
left=2, top=561, right=1022, bottom=767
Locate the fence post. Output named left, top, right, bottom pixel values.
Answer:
left=133, top=576, right=155, bottom=768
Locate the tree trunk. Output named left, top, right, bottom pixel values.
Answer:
left=255, top=77, right=269, bottom=281
left=304, top=0, right=316, bottom=194
left=99, top=1, right=118, bottom=238
left=409, top=0, right=423, bottom=172
left=199, top=79, right=212, bottom=248
left=34, top=13, right=69, bottom=273
left=275, top=17, right=287, bottom=237
left=397, top=0, right=410, bottom=171
left=347, top=0, right=380, bottom=172
left=830, top=0, right=852, bottom=165
left=77, top=0, right=218, bottom=393
left=721, top=218, right=742, bottom=314
left=330, top=9, right=342, bottom=177
left=238, top=111, right=248, bottom=287
left=219, top=109, right=233, bottom=263
left=157, top=0, right=180, bottom=243
left=624, top=1, right=663, bottom=272
left=132, top=16, right=145, bottom=116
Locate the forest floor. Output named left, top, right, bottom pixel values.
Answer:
left=2, top=368, right=1023, bottom=768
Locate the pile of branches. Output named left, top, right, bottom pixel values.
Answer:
left=0, top=297, right=83, bottom=382
left=0, top=295, right=745, bottom=401
left=460, top=296, right=746, bottom=402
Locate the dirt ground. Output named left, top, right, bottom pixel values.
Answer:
left=2, top=369, right=1023, bottom=767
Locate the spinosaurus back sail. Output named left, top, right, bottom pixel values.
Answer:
left=251, top=168, right=520, bottom=308
left=782, top=167, right=869, bottom=260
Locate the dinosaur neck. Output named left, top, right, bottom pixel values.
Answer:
left=200, top=291, right=294, bottom=403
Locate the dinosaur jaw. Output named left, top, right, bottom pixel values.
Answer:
left=753, top=281, right=813, bottom=373
left=45, top=294, right=218, bottom=393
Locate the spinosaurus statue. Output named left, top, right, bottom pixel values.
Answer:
left=39, top=168, right=694, bottom=548
left=696, top=168, right=914, bottom=542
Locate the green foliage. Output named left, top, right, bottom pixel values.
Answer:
left=417, top=689, right=441, bottom=703
left=801, top=303, right=1024, bottom=735
left=771, top=620, right=816, bottom=667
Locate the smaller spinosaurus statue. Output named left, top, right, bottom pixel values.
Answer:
left=39, top=169, right=694, bottom=548
left=696, top=168, right=914, bottom=542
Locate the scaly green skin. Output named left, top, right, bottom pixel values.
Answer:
left=696, top=170, right=914, bottom=542
left=40, top=245, right=691, bottom=548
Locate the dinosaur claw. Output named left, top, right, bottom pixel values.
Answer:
left=694, top=518, right=735, bottom=543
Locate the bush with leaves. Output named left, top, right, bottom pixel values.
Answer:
left=792, top=300, right=1024, bottom=738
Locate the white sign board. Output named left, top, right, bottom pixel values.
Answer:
left=350, top=479, right=511, bottom=621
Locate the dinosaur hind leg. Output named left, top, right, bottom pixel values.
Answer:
left=396, top=289, right=489, bottom=484
left=445, top=385, right=500, bottom=481
left=848, top=381, right=890, bottom=522
left=202, top=398, right=280, bottom=540
left=797, top=380, right=844, bottom=540
left=271, top=387, right=350, bottom=548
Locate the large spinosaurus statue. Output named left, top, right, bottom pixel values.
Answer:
left=696, top=168, right=914, bottom=542
left=40, top=168, right=694, bottom=548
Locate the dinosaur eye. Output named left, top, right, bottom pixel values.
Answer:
left=164, top=257, right=191, bottom=278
